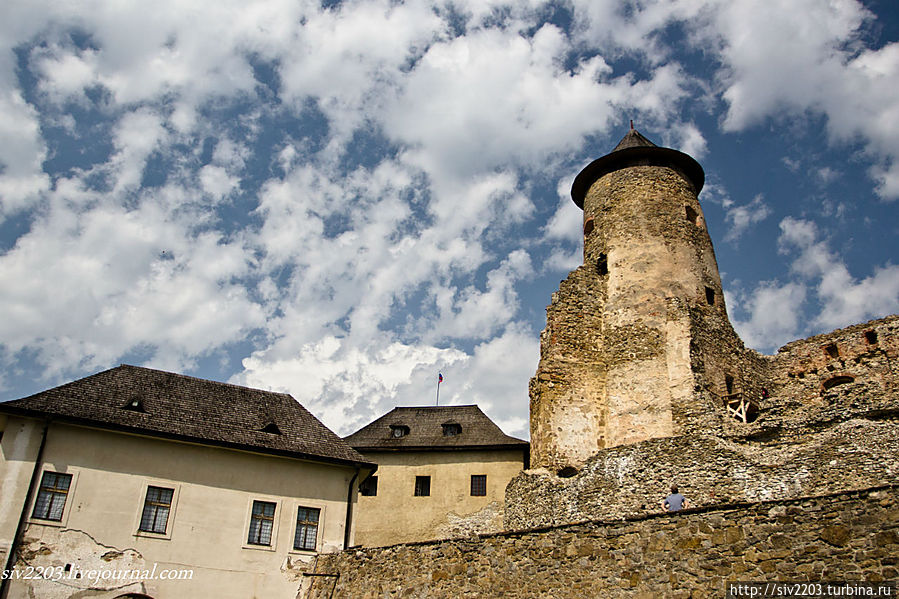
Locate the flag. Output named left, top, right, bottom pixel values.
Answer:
left=438, top=373, right=443, bottom=383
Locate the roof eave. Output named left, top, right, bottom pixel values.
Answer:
left=571, top=145, right=705, bottom=208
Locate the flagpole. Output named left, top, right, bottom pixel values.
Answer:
left=436, top=374, right=442, bottom=406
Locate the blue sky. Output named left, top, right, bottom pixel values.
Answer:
left=1, top=0, right=897, bottom=439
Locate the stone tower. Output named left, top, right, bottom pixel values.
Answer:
left=530, top=127, right=756, bottom=472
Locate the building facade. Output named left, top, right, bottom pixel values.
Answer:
left=344, top=406, right=528, bottom=546
left=0, top=365, right=374, bottom=599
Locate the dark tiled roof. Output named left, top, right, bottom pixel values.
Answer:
left=0, top=365, right=371, bottom=468
left=611, top=128, right=657, bottom=151
left=570, top=127, right=705, bottom=208
left=344, top=405, right=528, bottom=451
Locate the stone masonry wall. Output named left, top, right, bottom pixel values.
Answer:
left=304, top=485, right=899, bottom=599
left=505, top=419, right=899, bottom=530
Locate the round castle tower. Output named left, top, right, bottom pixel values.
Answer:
left=530, top=126, right=733, bottom=472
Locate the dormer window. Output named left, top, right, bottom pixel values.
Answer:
left=389, top=425, right=409, bottom=438
left=260, top=422, right=282, bottom=435
left=122, top=397, right=145, bottom=412
left=442, top=423, right=462, bottom=437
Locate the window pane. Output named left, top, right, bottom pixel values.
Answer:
left=32, top=472, right=72, bottom=521
left=360, top=475, right=378, bottom=496
left=414, top=476, right=430, bottom=497
left=294, top=506, right=320, bottom=551
left=248, top=501, right=276, bottom=545
left=471, top=475, right=487, bottom=496
left=139, top=486, right=174, bottom=534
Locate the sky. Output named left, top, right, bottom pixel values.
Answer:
left=1, top=0, right=898, bottom=440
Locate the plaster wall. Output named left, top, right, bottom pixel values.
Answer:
left=1, top=420, right=361, bottom=599
left=0, top=416, right=44, bottom=571
left=354, top=448, right=525, bottom=547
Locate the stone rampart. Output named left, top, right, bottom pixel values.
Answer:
left=305, top=485, right=899, bottom=598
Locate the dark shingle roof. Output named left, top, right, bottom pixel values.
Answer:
left=570, top=127, right=705, bottom=208
left=611, top=128, right=657, bottom=151
left=0, top=365, right=372, bottom=468
left=344, top=405, right=528, bottom=451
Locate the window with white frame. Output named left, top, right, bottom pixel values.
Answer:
left=32, top=472, right=72, bottom=521
left=247, top=500, right=276, bottom=546
left=138, top=486, right=174, bottom=534
left=293, top=507, right=320, bottom=551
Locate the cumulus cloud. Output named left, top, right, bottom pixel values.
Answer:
left=1, top=0, right=896, bottom=441
left=724, top=194, right=771, bottom=242
left=778, top=217, right=899, bottom=330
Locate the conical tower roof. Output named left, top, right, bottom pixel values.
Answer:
left=570, top=127, right=704, bottom=208
left=611, top=127, right=656, bottom=151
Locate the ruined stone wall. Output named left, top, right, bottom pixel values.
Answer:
left=509, top=315, right=899, bottom=531
left=305, top=485, right=899, bottom=599
left=769, top=315, right=899, bottom=415
left=505, top=419, right=899, bottom=530
left=529, top=266, right=607, bottom=471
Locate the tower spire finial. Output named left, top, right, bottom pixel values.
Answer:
left=629, top=119, right=634, bottom=130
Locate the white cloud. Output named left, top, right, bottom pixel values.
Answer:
left=724, top=194, right=770, bottom=242
left=778, top=217, right=899, bottom=330
left=0, top=91, right=49, bottom=214
left=730, top=281, right=808, bottom=351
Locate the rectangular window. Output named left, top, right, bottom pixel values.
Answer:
left=414, top=475, right=430, bottom=497
left=139, top=486, right=174, bottom=534
left=247, top=500, right=276, bottom=546
left=470, top=474, right=487, bottom=496
left=32, top=472, right=72, bottom=521
left=293, top=507, right=320, bottom=551
left=360, top=475, right=378, bottom=496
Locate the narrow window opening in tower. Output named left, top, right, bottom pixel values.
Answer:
left=597, top=253, right=608, bottom=276
left=864, top=330, right=878, bottom=344
left=557, top=466, right=579, bottom=478
left=724, top=374, right=735, bottom=395
left=824, top=343, right=839, bottom=359
left=583, top=218, right=595, bottom=236
left=685, top=205, right=699, bottom=225
left=705, top=286, right=715, bottom=305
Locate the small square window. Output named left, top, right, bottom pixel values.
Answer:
left=247, top=500, right=276, bottom=546
left=414, top=476, right=430, bottom=497
left=32, top=472, right=72, bottom=521
left=293, top=507, right=320, bottom=551
left=139, top=486, right=174, bottom=534
left=360, top=475, right=378, bottom=497
left=471, top=475, right=487, bottom=497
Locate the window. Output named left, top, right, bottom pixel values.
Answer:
left=865, top=330, right=878, bottom=345
left=597, top=253, right=608, bottom=276
left=583, top=218, right=595, bottom=235
left=389, top=425, right=409, bottom=438
left=685, top=205, right=699, bottom=226
left=824, top=343, right=839, bottom=359
left=360, top=475, right=378, bottom=496
left=414, top=476, right=430, bottom=497
left=139, top=486, right=174, bottom=534
left=470, top=475, right=487, bottom=496
left=442, top=423, right=462, bottom=436
left=293, top=507, right=320, bottom=551
left=705, top=286, right=715, bottom=306
left=260, top=422, right=281, bottom=434
left=32, top=472, right=72, bottom=521
left=247, top=500, right=276, bottom=546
